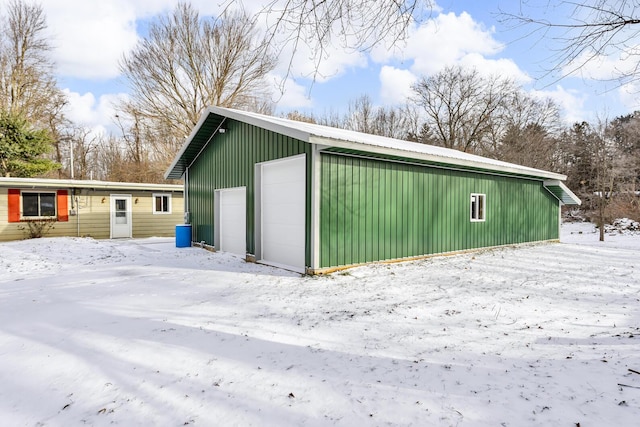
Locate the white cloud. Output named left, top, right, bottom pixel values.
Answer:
left=372, top=12, right=504, bottom=75
left=379, top=66, right=417, bottom=105
left=367, top=10, right=532, bottom=109
left=40, top=0, right=362, bottom=115
left=267, top=19, right=369, bottom=84
left=62, top=89, right=126, bottom=136
left=370, top=11, right=531, bottom=110
left=41, top=1, right=231, bottom=80
left=42, top=1, right=140, bottom=79
left=562, top=46, right=640, bottom=81
left=618, top=82, right=640, bottom=112
left=459, top=53, right=530, bottom=84
left=270, top=76, right=314, bottom=109
left=531, top=85, right=589, bottom=124
left=286, top=43, right=368, bottom=83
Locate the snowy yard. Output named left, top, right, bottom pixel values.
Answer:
left=1, top=223, right=639, bottom=426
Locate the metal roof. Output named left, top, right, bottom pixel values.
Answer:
left=543, top=180, right=582, bottom=205
left=0, top=177, right=183, bottom=192
left=165, top=106, right=568, bottom=181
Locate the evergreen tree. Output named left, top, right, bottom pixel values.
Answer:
left=0, top=111, right=60, bottom=177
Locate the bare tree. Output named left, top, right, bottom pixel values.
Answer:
left=0, top=0, right=67, bottom=178
left=56, top=125, right=103, bottom=180
left=503, top=92, right=563, bottom=135
left=500, top=1, right=640, bottom=85
left=344, top=95, right=376, bottom=134
left=110, top=109, right=177, bottom=183
left=604, top=112, right=640, bottom=220
left=499, top=123, right=561, bottom=171
left=592, top=119, right=617, bottom=241
left=559, top=119, right=633, bottom=240
left=119, top=3, right=277, bottom=140
left=0, top=0, right=65, bottom=122
left=285, top=94, right=420, bottom=140
left=286, top=110, right=317, bottom=123
left=0, top=0, right=66, bottom=174
left=496, top=92, right=563, bottom=169
left=343, top=94, right=419, bottom=139
left=607, top=111, right=640, bottom=187
left=95, top=135, right=127, bottom=182
left=411, top=65, right=518, bottom=154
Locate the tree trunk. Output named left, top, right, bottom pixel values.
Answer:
left=598, top=194, right=605, bottom=242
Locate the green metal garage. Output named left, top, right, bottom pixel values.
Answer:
left=165, top=107, right=581, bottom=274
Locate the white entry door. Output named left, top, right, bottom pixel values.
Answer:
left=110, top=194, right=132, bottom=238
left=260, top=155, right=305, bottom=272
left=218, top=187, right=246, bottom=256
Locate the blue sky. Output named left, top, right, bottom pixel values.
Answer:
left=34, top=0, right=640, bottom=135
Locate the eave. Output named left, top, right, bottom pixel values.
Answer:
left=543, top=180, right=582, bottom=205
left=0, top=177, right=183, bottom=192
left=165, top=106, right=569, bottom=182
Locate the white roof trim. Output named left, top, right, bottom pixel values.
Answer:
left=543, top=180, right=582, bottom=205
left=0, top=177, right=183, bottom=192
left=166, top=106, right=569, bottom=181
left=164, top=111, right=226, bottom=179
left=310, top=136, right=565, bottom=180
left=220, top=107, right=566, bottom=180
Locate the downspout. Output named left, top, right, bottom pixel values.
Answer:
left=558, top=200, right=562, bottom=241
left=76, top=196, right=80, bottom=237
left=70, top=188, right=80, bottom=237
left=184, top=167, right=190, bottom=223
left=184, top=167, right=191, bottom=244
left=310, top=145, right=321, bottom=272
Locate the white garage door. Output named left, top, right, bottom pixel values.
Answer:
left=261, top=156, right=305, bottom=272
left=219, top=187, right=246, bottom=256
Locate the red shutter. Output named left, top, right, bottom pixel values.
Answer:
left=8, top=189, right=21, bottom=223
left=57, top=190, right=68, bottom=222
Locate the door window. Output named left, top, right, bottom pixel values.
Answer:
left=115, top=199, right=127, bottom=224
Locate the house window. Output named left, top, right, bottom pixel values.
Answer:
left=470, top=193, right=486, bottom=222
left=22, top=192, right=56, bottom=218
left=153, top=193, right=172, bottom=214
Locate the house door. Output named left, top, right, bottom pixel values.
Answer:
left=110, top=194, right=132, bottom=238
left=259, top=155, right=306, bottom=273
left=216, top=187, right=246, bottom=256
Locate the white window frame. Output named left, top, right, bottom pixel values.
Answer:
left=470, top=193, right=486, bottom=222
left=21, top=191, right=57, bottom=219
left=152, top=193, right=172, bottom=214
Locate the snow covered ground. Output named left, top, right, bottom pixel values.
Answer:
left=0, top=222, right=639, bottom=426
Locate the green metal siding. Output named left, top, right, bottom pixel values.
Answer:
left=187, top=120, right=312, bottom=262
left=319, top=153, right=559, bottom=268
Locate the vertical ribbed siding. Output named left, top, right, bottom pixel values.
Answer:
left=187, top=120, right=311, bottom=262
left=319, top=153, right=559, bottom=268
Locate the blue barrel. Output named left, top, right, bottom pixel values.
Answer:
left=175, top=224, right=192, bottom=248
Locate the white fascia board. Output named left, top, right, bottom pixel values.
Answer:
left=0, top=177, right=183, bottom=192
left=208, top=106, right=312, bottom=143
left=543, top=180, right=582, bottom=205
left=164, top=109, right=214, bottom=179
left=310, top=136, right=567, bottom=181
left=175, top=106, right=567, bottom=181
left=165, top=106, right=314, bottom=179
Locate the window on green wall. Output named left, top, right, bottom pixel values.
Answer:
left=470, top=193, right=486, bottom=222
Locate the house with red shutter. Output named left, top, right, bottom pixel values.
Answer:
left=1, top=177, right=183, bottom=241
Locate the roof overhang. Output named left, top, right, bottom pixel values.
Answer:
left=0, top=177, right=183, bottom=192
left=164, top=107, right=315, bottom=179
left=165, top=106, right=569, bottom=182
left=543, top=180, right=582, bottom=205
left=310, top=136, right=566, bottom=181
